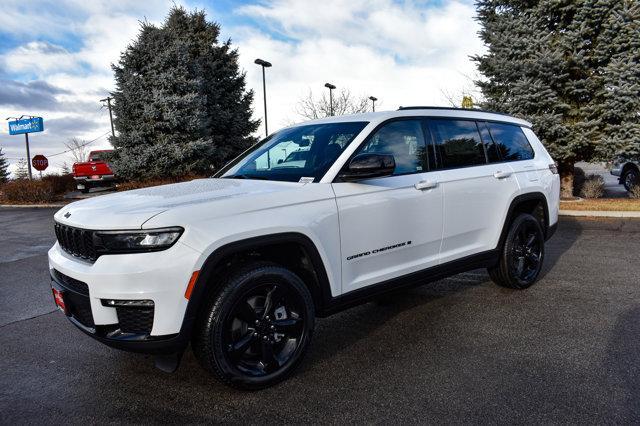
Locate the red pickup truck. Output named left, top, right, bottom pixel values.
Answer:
left=72, top=150, right=116, bottom=193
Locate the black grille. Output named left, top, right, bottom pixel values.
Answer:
left=54, top=223, right=98, bottom=261
left=116, top=307, right=154, bottom=334
left=52, top=269, right=89, bottom=296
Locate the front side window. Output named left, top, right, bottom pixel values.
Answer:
left=428, top=119, right=487, bottom=169
left=219, top=122, right=368, bottom=182
left=487, top=122, right=534, bottom=161
left=356, top=119, right=428, bottom=175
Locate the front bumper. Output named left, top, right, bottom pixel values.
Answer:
left=48, top=240, right=202, bottom=354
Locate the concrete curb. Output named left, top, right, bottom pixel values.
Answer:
left=0, top=204, right=65, bottom=208
left=560, top=209, right=640, bottom=218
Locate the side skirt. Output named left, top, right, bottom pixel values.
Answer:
left=318, top=249, right=499, bottom=317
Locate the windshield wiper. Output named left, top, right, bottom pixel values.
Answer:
left=223, top=174, right=269, bottom=180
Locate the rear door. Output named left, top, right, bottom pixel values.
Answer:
left=426, top=118, right=519, bottom=263
left=332, top=118, right=444, bottom=293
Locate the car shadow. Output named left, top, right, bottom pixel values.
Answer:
left=538, top=216, right=582, bottom=280
left=301, top=271, right=488, bottom=371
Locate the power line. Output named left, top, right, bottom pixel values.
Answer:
left=47, top=131, right=111, bottom=158
left=1, top=131, right=110, bottom=161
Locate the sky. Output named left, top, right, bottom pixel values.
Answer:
left=0, top=0, right=484, bottom=175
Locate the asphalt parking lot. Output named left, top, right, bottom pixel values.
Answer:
left=1, top=207, right=639, bottom=423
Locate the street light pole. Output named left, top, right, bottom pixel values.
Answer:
left=254, top=58, right=272, bottom=138
left=369, top=96, right=378, bottom=112
left=324, top=83, right=336, bottom=116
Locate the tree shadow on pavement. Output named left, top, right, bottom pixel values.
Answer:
left=603, top=305, right=640, bottom=420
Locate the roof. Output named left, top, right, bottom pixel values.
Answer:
left=293, top=106, right=532, bottom=129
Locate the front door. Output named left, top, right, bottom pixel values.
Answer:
left=332, top=119, right=444, bottom=293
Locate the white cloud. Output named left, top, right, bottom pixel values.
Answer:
left=232, top=0, right=484, bottom=134
left=2, top=41, right=80, bottom=74
left=0, top=0, right=485, bottom=170
left=0, top=0, right=177, bottom=169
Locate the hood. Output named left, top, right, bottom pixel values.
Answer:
left=54, top=178, right=304, bottom=229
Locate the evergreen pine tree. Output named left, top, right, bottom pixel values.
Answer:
left=474, top=0, right=640, bottom=197
left=592, top=1, right=640, bottom=160
left=61, top=162, right=71, bottom=175
left=14, top=158, right=29, bottom=180
left=110, top=6, right=259, bottom=180
left=0, top=148, right=9, bottom=183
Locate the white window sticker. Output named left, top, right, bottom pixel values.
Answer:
left=299, top=177, right=315, bottom=184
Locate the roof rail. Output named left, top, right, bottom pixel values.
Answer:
left=397, top=105, right=513, bottom=117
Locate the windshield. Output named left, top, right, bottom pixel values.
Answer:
left=218, top=122, right=368, bottom=182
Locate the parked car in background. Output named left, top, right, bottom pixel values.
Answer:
left=610, top=156, right=639, bottom=192
left=72, top=150, right=116, bottom=193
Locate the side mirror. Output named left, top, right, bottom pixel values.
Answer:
left=277, top=159, right=284, bottom=164
left=338, top=153, right=395, bottom=181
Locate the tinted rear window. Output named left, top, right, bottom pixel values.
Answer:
left=477, top=122, right=501, bottom=163
left=487, top=123, right=534, bottom=161
left=428, top=119, right=486, bottom=169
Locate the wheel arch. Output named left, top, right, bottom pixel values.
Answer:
left=497, top=192, right=550, bottom=250
left=179, top=232, right=333, bottom=339
left=621, top=162, right=639, bottom=181
left=622, top=162, right=639, bottom=175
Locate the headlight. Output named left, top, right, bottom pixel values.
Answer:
left=95, top=227, right=184, bottom=254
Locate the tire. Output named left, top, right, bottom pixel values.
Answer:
left=488, top=213, right=545, bottom=290
left=623, top=168, right=638, bottom=192
left=192, top=262, right=315, bottom=390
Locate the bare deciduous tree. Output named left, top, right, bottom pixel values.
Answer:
left=295, top=89, right=373, bottom=120
left=64, top=138, right=90, bottom=163
left=439, top=72, right=484, bottom=108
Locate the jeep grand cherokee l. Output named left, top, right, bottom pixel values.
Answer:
left=49, top=107, right=560, bottom=389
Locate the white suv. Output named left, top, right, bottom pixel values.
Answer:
left=49, top=107, right=560, bottom=389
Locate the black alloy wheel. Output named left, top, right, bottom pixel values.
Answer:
left=193, top=262, right=314, bottom=389
left=508, top=218, right=543, bottom=283
left=224, top=282, right=306, bottom=377
left=488, top=213, right=545, bottom=289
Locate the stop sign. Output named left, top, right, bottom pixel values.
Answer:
left=32, top=155, right=49, bottom=172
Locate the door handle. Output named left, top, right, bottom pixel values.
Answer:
left=415, top=180, right=438, bottom=190
left=493, top=170, right=512, bottom=179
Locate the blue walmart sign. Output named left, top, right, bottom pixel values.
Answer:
left=8, top=117, right=44, bottom=135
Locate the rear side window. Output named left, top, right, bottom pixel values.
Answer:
left=477, top=122, right=501, bottom=163
left=358, top=119, right=428, bottom=175
left=487, top=123, right=534, bottom=161
left=428, top=119, right=486, bottom=169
